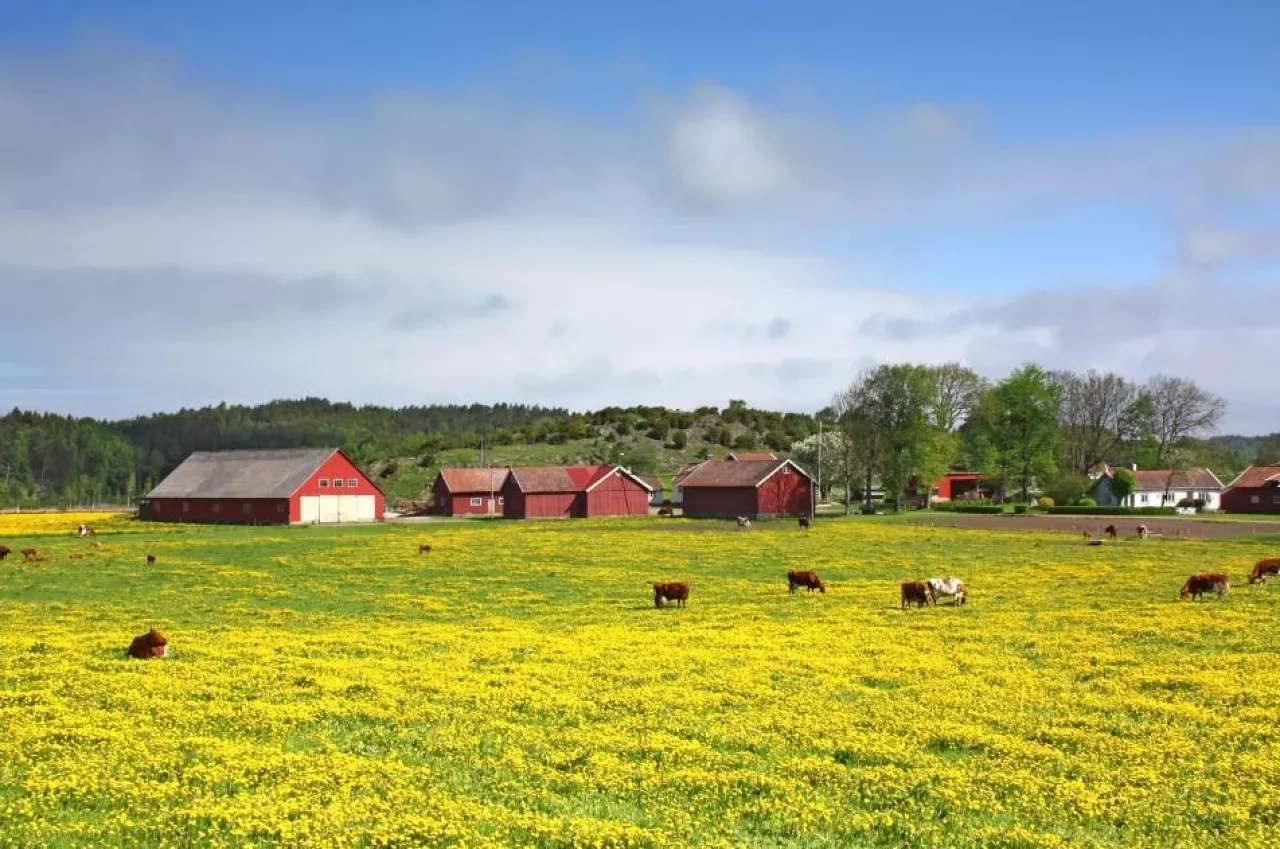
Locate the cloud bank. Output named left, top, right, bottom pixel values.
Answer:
left=1, top=50, right=1277, bottom=430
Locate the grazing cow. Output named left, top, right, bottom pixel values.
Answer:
left=1248, top=558, right=1280, bottom=585
left=787, top=570, right=826, bottom=593
left=798, top=516, right=811, bottom=530
left=419, top=544, right=432, bottom=554
left=127, top=629, right=169, bottom=659
left=736, top=517, right=751, bottom=530
left=146, top=554, right=156, bottom=565
left=77, top=523, right=96, bottom=538
left=0, top=545, right=10, bottom=561
left=1104, top=525, right=1118, bottom=539
left=1082, top=530, right=1092, bottom=540
left=657, top=506, right=674, bottom=518
left=901, top=581, right=933, bottom=609
left=1137, top=524, right=1149, bottom=539
left=68, top=553, right=84, bottom=561
left=21, top=548, right=38, bottom=562
left=653, top=581, right=690, bottom=609
left=927, top=577, right=968, bottom=605
left=1180, top=572, right=1229, bottom=601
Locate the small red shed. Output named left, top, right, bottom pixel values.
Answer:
left=432, top=468, right=510, bottom=516
left=679, top=458, right=813, bottom=519
left=502, top=465, right=652, bottom=519
left=1221, top=465, right=1280, bottom=514
left=143, top=448, right=384, bottom=525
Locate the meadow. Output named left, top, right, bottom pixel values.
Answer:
left=1, top=514, right=1278, bottom=847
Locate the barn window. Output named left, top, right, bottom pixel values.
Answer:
left=498, top=497, right=504, bottom=505
left=347, top=478, right=358, bottom=488
left=470, top=497, right=483, bottom=507
left=319, top=479, right=329, bottom=489
left=1273, top=495, right=1280, bottom=505
left=334, top=479, right=344, bottom=488
left=243, top=503, right=252, bottom=515
left=277, top=503, right=286, bottom=514
left=1252, top=495, right=1261, bottom=504
left=182, top=502, right=190, bottom=513
left=212, top=502, right=221, bottom=514
left=782, top=466, right=792, bottom=474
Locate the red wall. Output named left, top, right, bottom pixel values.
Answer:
left=758, top=468, right=812, bottom=516
left=433, top=476, right=503, bottom=515
left=146, top=498, right=290, bottom=524
left=1222, top=487, right=1280, bottom=514
left=501, top=477, right=581, bottom=518
left=585, top=472, right=650, bottom=517
left=291, top=451, right=385, bottom=522
left=682, top=488, right=760, bottom=518
left=683, top=469, right=813, bottom=519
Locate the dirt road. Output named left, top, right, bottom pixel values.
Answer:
left=901, top=513, right=1280, bottom=540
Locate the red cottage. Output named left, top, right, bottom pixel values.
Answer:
left=680, top=458, right=813, bottom=519
left=1221, top=465, right=1280, bottom=514
left=142, top=448, right=385, bottom=525
left=502, top=465, right=653, bottom=519
left=432, top=468, right=510, bottom=516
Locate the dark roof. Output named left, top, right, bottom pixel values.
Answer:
left=1224, top=465, right=1280, bottom=490
left=728, top=452, right=778, bottom=461
left=146, top=449, right=338, bottom=499
left=680, top=458, right=810, bottom=488
left=672, top=461, right=707, bottom=485
left=1129, top=468, right=1223, bottom=491
left=437, top=468, right=510, bottom=494
left=637, top=475, right=664, bottom=492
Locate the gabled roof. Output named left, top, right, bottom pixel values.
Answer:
left=1128, top=468, right=1224, bottom=491
left=437, top=468, right=510, bottom=494
left=506, top=465, right=655, bottom=494
left=672, top=461, right=707, bottom=486
left=637, top=475, right=664, bottom=492
left=1224, top=465, right=1280, bottom=491
left=146, top=448, right=346, bottom=499
left=679, top=458, right=812, bottom=488
left=728, top=452, right=778, bottom=462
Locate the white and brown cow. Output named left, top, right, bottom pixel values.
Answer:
left=927, top=577, right=968, bottom=605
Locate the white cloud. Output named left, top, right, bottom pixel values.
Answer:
left=1, top=48, right=1278, bottom=431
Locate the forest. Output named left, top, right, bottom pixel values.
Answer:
left=0, top=367, right=1275, bottom=507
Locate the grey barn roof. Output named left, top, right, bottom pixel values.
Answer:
left=146, top=449, right=339, bottom=499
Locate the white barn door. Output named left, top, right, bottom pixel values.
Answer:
left=299, top=497, right=320, bottom=524
left=356, top=495, right=376, bottom=521
left=337, top=495, right=359, bottom=522
left=318, top=496, right=339, bottom=523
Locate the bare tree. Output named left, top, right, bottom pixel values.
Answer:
left=1053, top=370, right=1142, bottom=475
left=1138, top=375, right=1227, bottom=464
left=930, top=363, right=985, bottom=432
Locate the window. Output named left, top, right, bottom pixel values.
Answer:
left=347, top=478, right=358, bottom=488
left=1251, top=495, right=1261, bottom=505
left=1273, top=495, right=1280, bottom=506
left=782, top=466, right=792, bottom=475
left=277, top=503, right=286, bottom=514
left=1140, top=494, right=1148, bottom=504
left=470, top=497, right=483, bottom=507
left=212, top=502, right=221, bottom=514
left=182, top=502, right=190, bottom=513
left=333, top=479, right=344, bottom=489
left=497, top=497, right=504, bottom=505
left=319, top=479, right=329, bottom=489
left=243, top=503, right=252, bottom=515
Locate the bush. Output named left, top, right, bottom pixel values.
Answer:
left=1037, top=497, right=1055, bottom=509
left=1077, top=497, right=1097, bottom=507
left=1046, top=506, right=1177, bottom=516
left=1014, top=505, right=1029, bottom=514
left=668, top=430, right=687, bottom=450
left=732, top=433, right=758, bottom=450
left=950, top=505, right=1005, bottom=514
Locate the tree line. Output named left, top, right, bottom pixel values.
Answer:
left=790, top=364, right=1245, bottom=511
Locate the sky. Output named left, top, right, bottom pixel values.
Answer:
left=1, top=1, right=1278, bottom=431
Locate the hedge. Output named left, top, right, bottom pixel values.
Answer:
left=1045, top=506, right=1177, bottom=516
left=939, top=505, right=1005, bottom=514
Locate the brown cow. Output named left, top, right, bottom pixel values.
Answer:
left=21, top=548, right=38, bottom=562
left=0, top=545, right=10, bottom=561
left=901, top=581, right=932, bottom=609
left=419, top=544, right=432, bottom=554
left=657, top=506, right=674, bottom=518
left=798, top=516, right=811, bottom=530
left=1248, top=558, right=1280, bottom=585
left=127, top=629, right=169, bottom=659
left=653, top=582, right=689, bottom=609
left=787, top=570, right=826, bottom=593
left=1180, top=572, right=1229, bottom=600
left=146, top=554, right=157, bottom=565
left=1104, top=524, right=1118, bottom=539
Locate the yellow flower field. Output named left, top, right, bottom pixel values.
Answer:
left=1, top=517, right=1278, bottom=847
left=0, top=510, right=132, bottom=537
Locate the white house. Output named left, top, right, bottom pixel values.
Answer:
left=1090, top=465, right=1224, bottom=510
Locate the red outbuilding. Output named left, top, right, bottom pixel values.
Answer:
left=1221, top=465, right=1280, bottom=514
left=142, top=448, right=385, bottom=525
left=679, top=458, right=813, bottom=519
left=432, top=468, right=510, bottom=516
left=501, top=465, right=652, bottom=519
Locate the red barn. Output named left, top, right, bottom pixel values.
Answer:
left=142, top=448, right=384, bottom=525
left=502, top=465, right=652, bottom=519
left=1221, top=465, right=1280, bottom=514
left=432, top=468, right=510, bottom=516
left=680, top=458, right=814, bottom=519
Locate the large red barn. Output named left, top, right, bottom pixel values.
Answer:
left=1221, top=465, right=1280, bottom=514
left=142, top=448, right=384, bottom=525
left=432, top=468, right=510, bottom=516
left=680, top=458, right=813, bottom=519
left=502, top=465, right=652, bottom=519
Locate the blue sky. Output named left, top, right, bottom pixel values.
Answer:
left=1, top=1, right=1278, bottom=430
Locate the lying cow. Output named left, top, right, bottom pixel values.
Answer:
left=1180, top=572, right=1229, bottom=601
left=787, top=570, right=826, bottom=593
left=127, top=629, right=170, bottom=659
left=1248, top=558, right=1280, bottom=585
left=736, top=517, right=751, bottom=531
left=653, top=581, right=690, bottom=609
left=927, top=576, right=968, bottom=605
left=901, top=581, right=933, bottom=609
left=21, top=548, right=39, bottom=562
